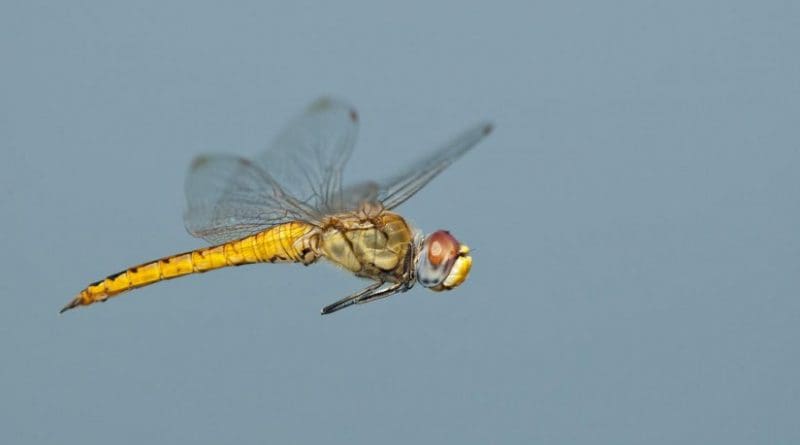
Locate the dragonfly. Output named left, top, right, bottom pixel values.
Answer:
left=60, top=98, right=492, bottom=315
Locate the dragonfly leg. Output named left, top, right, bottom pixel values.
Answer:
left=320, top=242, right=417, bottom=315
left=321, top=281, right=383, bottom=315
left=354, top=282, right=406, bottom=306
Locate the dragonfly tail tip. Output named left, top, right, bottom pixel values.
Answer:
left=59, top=297, right=81, bottom=315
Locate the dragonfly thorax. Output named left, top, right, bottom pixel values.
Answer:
left=317, top=211, right=415, bottom=283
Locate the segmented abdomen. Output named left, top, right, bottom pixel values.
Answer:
left=61, top=222, right=315, bottom=313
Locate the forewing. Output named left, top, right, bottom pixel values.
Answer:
left=184, top=155, right=318, bottom=244
left=183, top=100, right=488, bottom=244
left=254, top=97, right=359, bottom=213
left=375, top=122, right=493, bottom=210
left=184, top=97, right=358, bottom=244
left=339, top=181, right=381, bottom=210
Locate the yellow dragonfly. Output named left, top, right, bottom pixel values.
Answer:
left=60, top=98, right=492, bottom=315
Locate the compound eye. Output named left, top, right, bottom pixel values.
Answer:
left=426, top=231, right=459, bottom=267
left=417, top=231, right=461, bottom=289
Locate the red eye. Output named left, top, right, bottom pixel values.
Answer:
left=426, top=230, right=459, bottom=266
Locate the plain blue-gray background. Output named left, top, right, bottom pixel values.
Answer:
left=2, top=1, right=798, bottom=443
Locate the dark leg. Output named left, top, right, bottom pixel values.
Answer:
left=321, top=281, right=383, bottom=315
left=321, top=243, right=417, bottom=315
left=354, top=282, right=405, bottom=306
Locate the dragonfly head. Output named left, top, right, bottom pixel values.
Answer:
left=416, top=230, right=472, bottom=291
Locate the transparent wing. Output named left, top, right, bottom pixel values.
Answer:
left=339, top=180, right=381, bottom=210
left=183, top=97, right=359, bottom=244
left=254, top=97, right=359, bottom=213
left=184, top=100, right=489, bottom=244
left=184, top=155, right=320, bottom=244
left=373, top=122, right=493, bottom=210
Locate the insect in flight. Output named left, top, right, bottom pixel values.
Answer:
left=60, top=98, right=493, bottom=315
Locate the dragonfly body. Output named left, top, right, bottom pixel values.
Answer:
left=62, top=222, right=315, bottom=312
left=319, top=207, right=414, bottom=280
left=62, top=209, right=415, bottom=313
left=61, top=98, right=490, bottom=315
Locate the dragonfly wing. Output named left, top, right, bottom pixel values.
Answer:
left=184, top=155, right=319, bottom=244
left=375, top=122, right=493, bottom=210
left=184, top=97, right=358, bottom=244
left=184, top=99, right=488, bottom=244
left=339, top=180, right=381, bottom=210
left=254, top=97, right=359, bottom=213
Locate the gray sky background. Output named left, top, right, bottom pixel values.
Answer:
left=2, top=1, right=798, bottom=443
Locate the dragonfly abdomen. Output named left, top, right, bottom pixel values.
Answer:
left=60, top=222, right=316, bottom=313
